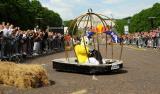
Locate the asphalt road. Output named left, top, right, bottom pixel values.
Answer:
left=0, top=45, right=160, bottom=94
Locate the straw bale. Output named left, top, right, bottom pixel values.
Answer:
left=0, top=61, right=49, bottom=88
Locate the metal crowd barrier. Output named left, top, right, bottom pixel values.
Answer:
left=0, top=36, right=64, bottom=63
left=123, top=36, right=160, bottom=48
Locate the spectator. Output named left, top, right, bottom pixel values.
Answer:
left=0, top=22, right=64, bottom=61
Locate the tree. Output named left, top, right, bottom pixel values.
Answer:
left=115, top=19, right=128, bottom=34
left=115, top=2, right=160, bottom=33
left=0, top=0, right=62, bottom=30
left=64, top=20, right=78, bottom=35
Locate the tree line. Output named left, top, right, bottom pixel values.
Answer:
left=0, top=0, right=62, bottom=30
left=116, top=3, right=160, bottom=34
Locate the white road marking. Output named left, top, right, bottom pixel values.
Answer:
left=71, top=89, right=87, bottom=94
left=92, top=75, right=98, bottom=80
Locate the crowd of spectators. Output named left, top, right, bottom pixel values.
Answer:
left=0, top=22, right=64, bottom=61
left=122, top=28, right=160, bottom=49
left=1, top=21, right=159, bottom=62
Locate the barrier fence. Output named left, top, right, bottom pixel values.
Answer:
left=0, top=31, right=64, bottom=62
left=122, top=30, right=160, bottom=48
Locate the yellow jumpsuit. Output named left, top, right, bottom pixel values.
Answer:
left=74, top=45, right=89, bottom=64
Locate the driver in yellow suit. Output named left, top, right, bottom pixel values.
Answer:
left=74, top=44, right=89, bottom=64
left=74, top=36, right=99, bottom=65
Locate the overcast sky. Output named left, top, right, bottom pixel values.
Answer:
left=39, top=0, right=160, bottom=20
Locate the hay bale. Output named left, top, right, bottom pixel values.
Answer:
left=0, top=62, right=49, bottom=88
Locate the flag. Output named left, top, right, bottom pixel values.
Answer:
left=105, top=31, right=120, bottom=43
left=87, top=31, right=95, bottom=39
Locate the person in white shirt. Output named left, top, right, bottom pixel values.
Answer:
left=3, top=26, right=9, bottom=37
left=9, top=24, right=14, bottom=35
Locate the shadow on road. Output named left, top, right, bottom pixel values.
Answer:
left=95, top=70, right=128, bottom=76
left=55, top=69, right=128, bottom=76
left=49, top=80, right=56, bottom=86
